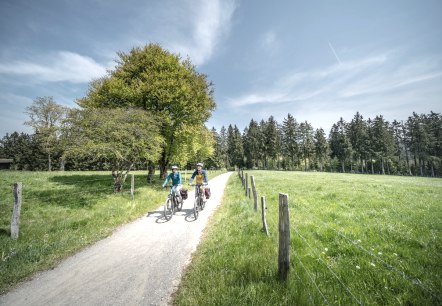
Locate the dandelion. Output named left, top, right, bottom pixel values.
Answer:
left=378, top=252, right=382, bottom=255
left=356, top=265, right=361, bottom=269
left=324, top=248, right=328, bottom=252
left=371, top=263, right=376, bottom=267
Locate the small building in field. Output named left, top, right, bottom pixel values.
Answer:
left=0, top=159, right=13, bottom=170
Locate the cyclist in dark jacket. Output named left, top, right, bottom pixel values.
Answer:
left=162, top=165, right=183, bottom=200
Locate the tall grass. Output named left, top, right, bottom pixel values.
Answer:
left=0, top=169, right=224, bottom=294
left=174, top=171, right=442, bottom=305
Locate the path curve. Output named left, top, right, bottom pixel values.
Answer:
left=0, top=172, right=233, bottom=306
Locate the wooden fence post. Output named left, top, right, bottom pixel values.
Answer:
left=245, top=173, right=248, bottom=191
left=261, top=196, right=269, bottom=236
left=11, top=183, right=22, bottom=240
left=251, top=176, right=258, bottom=211
left=278, top=193, right=290, bottom=280
left=130, top=174, right=135, bottom=200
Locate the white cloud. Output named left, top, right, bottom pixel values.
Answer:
left=0, top=51, right=107, bottom=83
left=228, top=51, right=442, bottom=108
left=167, top=0, right=237, bottom=65
left=224, top=50, right=442, bottom=131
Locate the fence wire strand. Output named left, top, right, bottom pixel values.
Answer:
left=293, top=252, right=329, bottom=305
left=292, top=226, right=363, bottom=306
left=294, top=205, right=441, bottom=302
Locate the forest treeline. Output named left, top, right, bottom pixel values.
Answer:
left=1, top=110, right=441, bottom=177
left=205, top=111, right=442, bottom=177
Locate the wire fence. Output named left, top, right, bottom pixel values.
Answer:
left=236, top=168, right=441, bottom=305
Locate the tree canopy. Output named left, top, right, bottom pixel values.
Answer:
left=77, top=43, right=216, bottom=177
left=65, top=108, right=163, bottom=191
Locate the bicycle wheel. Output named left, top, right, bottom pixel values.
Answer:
left=200, top=196, right=205, bottom=210
left=177, top=196, right=183, bottom=211
left=193, top=197, right=199, bottom=219
left=164, top=198, right=173, bottom=220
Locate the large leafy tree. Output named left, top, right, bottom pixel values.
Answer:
left=65, top=108, right=163, bottom=191
left=77, top=43, right=216, bottom=178
left=24, top=96, right=67, bottom=171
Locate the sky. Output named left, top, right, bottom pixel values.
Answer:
left=1, top=0, right=441, bottom=137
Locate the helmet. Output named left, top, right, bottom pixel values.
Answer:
left=171, top=165, right=178, bottom=170
left=196, top=162, right=203, bottom=167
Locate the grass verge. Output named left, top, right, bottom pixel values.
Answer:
left=0, top=169, right=224, bottom=294
left=174, top=171, right=442, bottom=305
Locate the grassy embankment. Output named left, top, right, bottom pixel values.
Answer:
left=174, top=171, right=441, bottom=305
left=0, top=169, right=224, bottom=294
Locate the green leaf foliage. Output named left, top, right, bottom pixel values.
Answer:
left=77, top=43, right=216, bottom=174
left=65, top=108, right=163, bottom=190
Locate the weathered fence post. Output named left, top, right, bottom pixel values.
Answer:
left=11, top=182, right=22, bottom=240
left=261, top=196, right=269, bottom=236
left=245, top=173, right=248, bottom=192
left=130, top=174, right=135, bottom=200
left=278, top=193, right=290, bottom=280
left=251, top=176, right=258, bottom=211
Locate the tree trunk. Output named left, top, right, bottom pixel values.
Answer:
left=147, top=161, right=155, bottom=183
left=381, top=157, right=385, bottom=175
left=386, top=159, right=390, bottom=175
left=420, top=159, right=424, bottom=177
left=405, top=149, right=411, bottom=175
left=414, top=155, right=418, bottom=176
left=341, top=160, right=345, bottom=173
left=112, top=164, right=133, bottom=192
left=48, top=152, right=52, bottom=172
left=158, top=152, right=168, bottom=179
left=59, top=158, right=65, bottom=171
left=431, top=161, right=435, bottom=177
left=371, top=159, right=374, bottom=174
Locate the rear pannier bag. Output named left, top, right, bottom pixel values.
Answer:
left=204, top=187, right=211, bottom=199
left=180, top=189, right=188, bottom=200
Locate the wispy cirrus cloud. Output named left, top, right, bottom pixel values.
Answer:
left=228, top=50, right=442, bottom=108
left=0, top=51, right=107, bottom=83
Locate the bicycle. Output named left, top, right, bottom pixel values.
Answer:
left=164, top=185, right=184, bottom=221
left=190, top=183, right=207, bottom=220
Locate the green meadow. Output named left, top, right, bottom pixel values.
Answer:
left=174, top=171, right=442, bottom=305
left=0, top=170, right=223, bottom=294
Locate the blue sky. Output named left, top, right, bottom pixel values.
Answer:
left=1, top=0, right=441, bottom=137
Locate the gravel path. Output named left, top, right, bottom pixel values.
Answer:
left=0, top=172, right=233, bottom=306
